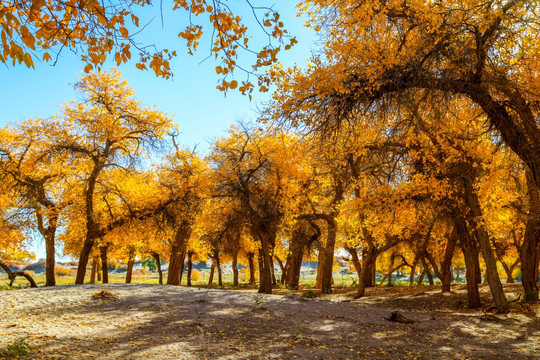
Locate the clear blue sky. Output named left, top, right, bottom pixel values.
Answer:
left=0, top=2, right=316, bottom=155
left=0, top=1, right=316, bottom=260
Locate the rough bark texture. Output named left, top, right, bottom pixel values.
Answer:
left=151, top=252, right=163, bottom=285
left=232, top=253, right=239, bottom=287
left=454, top=214, right=481, bottom=309
left=90, top=258, right=97, bottom=284
left=186, top=251, right=193, bottom=287
left=125, top=247, right=135, bottom=284
left=100, top=245, right=109, bottom=284
left=167, top=223, right=191, bottom=286
left=247, top=252, right=256, bottom=285
left=521, top=168, right=540, bottom=301
left=441, top=228, right=457, bottom=292
left=463, top=176, right=509, bottom=313
left=345, top=246, right=362, bottom=286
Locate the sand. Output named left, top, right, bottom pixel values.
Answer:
left=1, top=283, right=539, bottom=359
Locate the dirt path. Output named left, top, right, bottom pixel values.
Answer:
left=1, top=284, right=539, bottom=359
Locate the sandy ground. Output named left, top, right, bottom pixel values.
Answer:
left=0, top=283, right=539, bottom=359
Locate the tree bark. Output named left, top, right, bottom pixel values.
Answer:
left=319, top=217, right=337, bottom=294
left=345, top=246, right=362, bottom=286
left=125, top=247, right=135, bottom=284
left=421, top=257, right=434, bottom=285
left=454, top=214, right=481, bottom=308
left=186, top=251, right=193, bottom=287
left=463, top=176, right=509, bottom=313
left=521, top=168, right=540, bottom=301
left=208, top=263, right=215, bottom=285
left=216, top=250, right=223, bottom=287
left=0, top=261, right=38, bottom=288
left=151, top=252, right=163, bottom=285
left=441, top=228, right=457, bottom=292
left=167, top=223, right=191, bottom=286
left=100, top=245, right=108, bottom=284
left=247, top=252, right=256, bottom=285
left=44, top=232, right=56, bottom=287
left=356, top=245, right=376, bottom=298
left=232, top=253, right=239, bottom=286
left=90, top=257, right=97, bottom=284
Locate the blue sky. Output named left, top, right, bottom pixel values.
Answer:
left=0, top=1, right=316, bottom=155
left=0, top=1, right=316, bottom=260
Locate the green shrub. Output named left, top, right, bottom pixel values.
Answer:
left=6, top=336, right=31, bottom=357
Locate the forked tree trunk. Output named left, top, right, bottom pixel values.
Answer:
left=100, top=245, right=108, bottom=284
left=151, top=252, right=163, bottom=285
left=421, top=257, right=434, bottom=285
left=167, top=224, right=191, bottom=286
left=125, top=247, right=135, bottom=284
left=455, top=214, right=481, bottom=308
left=409, top=257, right=418, bottom=285
left=463, top=176, right=509, bottom=313
left=275, top=255, right=286, bottom=285
left=356, top=245, right=377, bottom=298
left=417, top=268, right=426, bottom=285
left=247, top=252, right=256, bottom=285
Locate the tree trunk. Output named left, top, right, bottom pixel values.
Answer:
left=356, top=245, right=377, bottom=298
left=455, top=215, right=481, bottom=308
left=319, top=217, right=337, bottom=294
left=0, top=261, right=38, bottom=288
left=45, top=233, right=56, bottom=287
left=345, top=246, right=362, bottom=286
left=270, top=247, right=277, bottom=286
left=441, top=228, right=457, bottom=292
left=232, top=253, right=239, bottom=286
left=275, top=255, right=286, bottom=285
left=167, top=223, right=191, bottom=286
left=421, top=257, right=434, bottom=285
left=100, top=245, right=108, bottom=284
left=386, top=254, right=396, bottom=286
left=463, top=176, right=509, bottom=313
left=253, top=222, right=276, bottom=294
left=216, top=250, right=223, bottom=287
left=257, top=248, right=264, bottom=286
left=417, top=268, right=426, bottom=285
left=90, top=258, right=97, bottom=284
left=208, top=263, right=215, bottom=285
left=97, top=258, right=102, bottom=282
left=75, top=236, right=96, bottom=284
left=151, top=252, right=163, bottom=285
left=409, top=257, right=418, bottom=285
left=125, top=247, right=135, bottom=284
left=187, top=251, right=193, bottom=287
left=521, top=168, right=540, bottom=301
left=247, top=252, right=256, bottom=285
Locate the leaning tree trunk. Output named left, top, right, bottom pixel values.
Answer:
left=0, top=261, right=38, bottom=288
left=345, top=247, right=362, bottom=286
left=151, top=252, right=163, bottom=285
left=100, top=245, right=109, bottom=284
left=247, top=252, right=256, bottom=285
left=463, top=177, right=509, bottom=313
left=257, top=249, right=264, bottom=286
left=386, top=254, right=396, bottom=286
left=409, top=256, right=419, bottom=285
left=521, top=168, right=540, bottom=301
left=421, top=257, right=434, bottom=285
left=167, top=224, right=191, bottom=286
left=125, top=247, right=135, bottom=284
left=75, top=234, right=97, bottom=284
